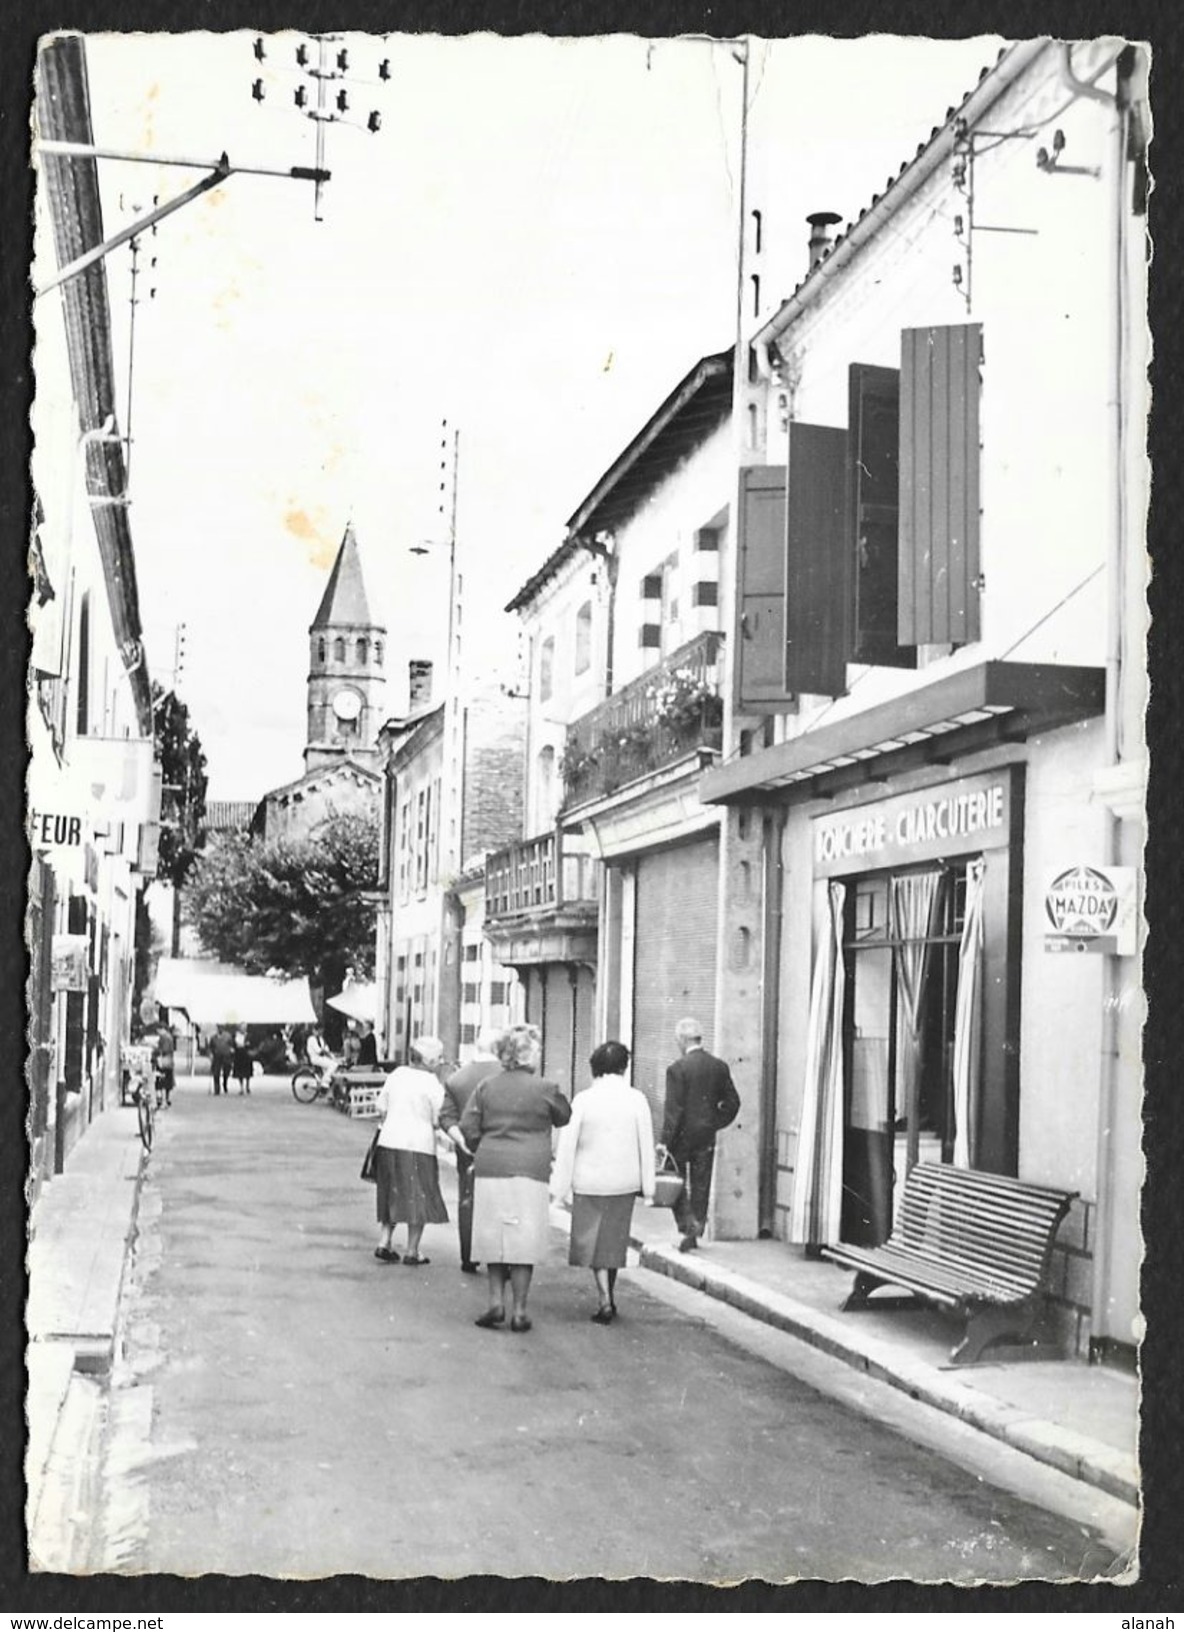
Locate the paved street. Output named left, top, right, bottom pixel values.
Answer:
left=91, top=1075, right=1121, bottom=1583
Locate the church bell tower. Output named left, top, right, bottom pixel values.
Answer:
left=305, top=522, right=387, bottom=772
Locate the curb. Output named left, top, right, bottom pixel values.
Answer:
left=636, top=1243, right=1137, bottom=1509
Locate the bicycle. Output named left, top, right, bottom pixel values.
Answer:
left=291, top=1060, right=336, bottom=1103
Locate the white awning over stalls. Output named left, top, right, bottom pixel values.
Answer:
left=325, top=982, right=377, bottom=1024
left=153, top=959, right=316, bottom=1026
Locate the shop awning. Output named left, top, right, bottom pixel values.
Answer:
left=325, top=982, right=377, bottom=1024
left=699, top=662, right=1105, bottom=806
left=152, top=959, right=317, bottom=1026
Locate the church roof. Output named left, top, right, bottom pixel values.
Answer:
left=310, top=522, right=384, bottom=632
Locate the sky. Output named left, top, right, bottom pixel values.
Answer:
left=41, top=30, right=1003, bottom=800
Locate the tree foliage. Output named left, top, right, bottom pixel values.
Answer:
left=183, top=808, right=379, bottom=994
left=154, top=685, right=209, bottom=889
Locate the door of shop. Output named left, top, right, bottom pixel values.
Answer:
left=841, top=864, right=966, bottom=1245
left=630, top=837, right=719, bottom=1130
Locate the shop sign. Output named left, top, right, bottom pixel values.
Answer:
left=1044, top=864, right=1137, bottom=956
left=813, top=771, right=1012, bottom=876
left=51, top=933, right=88, bottom=992
left=27, top=809, right=86, bottom=854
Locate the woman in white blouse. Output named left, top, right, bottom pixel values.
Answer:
left=373, top=1036, right=449, bottom=1266
left=551, top=1040, right=656, bottom=1323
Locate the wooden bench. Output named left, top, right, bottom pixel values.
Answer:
left=821, top=1162, right=1077, bottom=1366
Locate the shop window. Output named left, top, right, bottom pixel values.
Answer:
left=574, top=601, right=593, bottom=675
left=539, top=636, right=555, bottom=702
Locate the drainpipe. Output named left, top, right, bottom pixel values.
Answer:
left=1053, top=41, right=1126, bottom=1353
left=759, top=806, right=787, bottom=1235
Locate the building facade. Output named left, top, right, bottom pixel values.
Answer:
left=699, top=39, right=1148, bottom=1359
left=28, top=34, right=160, bottom=1189
left=375, top=667, right=526, bottom=1067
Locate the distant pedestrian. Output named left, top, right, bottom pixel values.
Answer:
left=551, top=1040, right=655, bottom=1323
left=373, top=1036, right=449, bottom=1267
left=661, top=1018, right=740, bottom=1253
left=209, top=1026, right=234, bottom=1096
left=342, top=1021, right=362, bottom=1069
left=232, top=1029, right=253, bottom=1094
left=439, top=1028, right=503, bottom=1275
left=152, top=1022, right=176, bottom=1107
left=460, top=1023, right=571, bottom=1334
left=356, top=1022, right=379, bottom=1069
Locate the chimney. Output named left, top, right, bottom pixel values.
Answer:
left=409, top=659, right=433, bottom=710
left=806, top=211, right=842, bottom=273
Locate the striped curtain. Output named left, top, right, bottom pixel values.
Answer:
left=952, top=858, right=987, bottom=1169
left=790, top=879, right=847, bottom=1245
left=889, top=869, right=945, bottom=1169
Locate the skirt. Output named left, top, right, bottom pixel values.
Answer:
left=375, top=1146, right=449, bottom=1227
left=568, top=1192, right=635, bottom=1269
left=471, top=1175, right=552, bottom=1266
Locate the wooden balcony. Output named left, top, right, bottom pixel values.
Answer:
left=561, top=629, right=725, bottom=809
left=485, top=829, right=597, bottom=921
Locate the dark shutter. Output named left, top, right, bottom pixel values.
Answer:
left=848, top=364, right=915, bottom=668
left=899, top=324, right=982, bottom=646
left=734, top=464, right=790, bottom=711
left=785, top=422, right=848, bottom=698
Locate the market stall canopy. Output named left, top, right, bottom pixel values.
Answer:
left=325, top=982, right=377, bottom=1023
left=153, top=959, right=316, bottom=1026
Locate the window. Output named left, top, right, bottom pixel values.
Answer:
left=75, top=592, right=91, bottom=735
left=333, top=637, right=345, bottom=662
left=574, top=601, right=592, bottom=675
left=415, top=788, right=429, bottom=893
left=318, top=638, right=326, bottom=664
left=539, top=636, right=555, bottom=702
left=464, top=943, right=480, bottom=963
left=490, top=980, right=508, bottom=1006
left=375, top=639, right=384, bottom=666
left=462, top=981, right=480, bottom=1005
left=460, top=1023, right=477, bottom=1046
left=849, top=364, right=914, bottom=669
left=356, top=637, right=368, bottom=664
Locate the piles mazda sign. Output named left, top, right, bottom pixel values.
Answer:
left=1044, top=864, right=1137, bottom=956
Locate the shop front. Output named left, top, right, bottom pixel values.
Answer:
left=798, top=768, right=1023, bottom=1249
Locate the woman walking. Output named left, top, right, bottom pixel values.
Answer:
left=373, top=1036, right=449, bottom=1266
left=232, top=1030, right=254, bottom=1094
left=460, top=1023, right=571, bottom=1333
left=551, top=1041, right=656, bottom=1323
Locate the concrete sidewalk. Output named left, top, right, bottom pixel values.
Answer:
left=619, top=1198, right=1139, bottom=1509
left=24, top=1082, right=1139, bottom=1552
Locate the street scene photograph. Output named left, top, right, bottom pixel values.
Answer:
left=23, top=23, right=1151, bottom=1592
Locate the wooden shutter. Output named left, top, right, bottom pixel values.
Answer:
left=734, top=464, right=790, bottom=711
left=899, top=324, right=982, bottom=646
left=848, top=364, right=915, bottom=669
left=785, top=422, right=848, bottom=698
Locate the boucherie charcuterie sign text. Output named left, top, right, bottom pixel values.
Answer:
left=813, top=772, right=1013, bottom=876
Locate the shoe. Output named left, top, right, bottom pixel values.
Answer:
left=474, top=1309, right=506, bottom=1328
left=591, top=1307, right=615, bottom=1325
left=510, top=1315, right=532, bottom=1333
left=374, top=1247, right=400, bottom=1263
left=678, top=1234, right=698, bottom=1253
left=460, top=1261, right=480, bottom=1275
left=402, top=1254, right=430, bottom=1266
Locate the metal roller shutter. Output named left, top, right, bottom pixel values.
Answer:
left=630, top=837, right=719, bottom=1129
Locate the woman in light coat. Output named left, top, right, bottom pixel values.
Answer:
left=551, top=1040, right=655, bottom=1324
left=373, top=1036, right=449, bottom=1266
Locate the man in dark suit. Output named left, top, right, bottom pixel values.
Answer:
left=661, top=1017, right=740, bottom=1253
left=439, top=1028, right=503, bottom=1274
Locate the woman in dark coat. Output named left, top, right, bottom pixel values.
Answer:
left=232, top=1030, right=253, bottom=1094
left=459, top=1023, right=571, bottom=1333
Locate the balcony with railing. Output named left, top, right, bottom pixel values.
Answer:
left=560, top=629, right=725, bottom=809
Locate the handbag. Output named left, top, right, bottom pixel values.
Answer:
left=360, top=1129, right=380, bottom=1184
left=652, top=1145, right=685, bottom=1209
